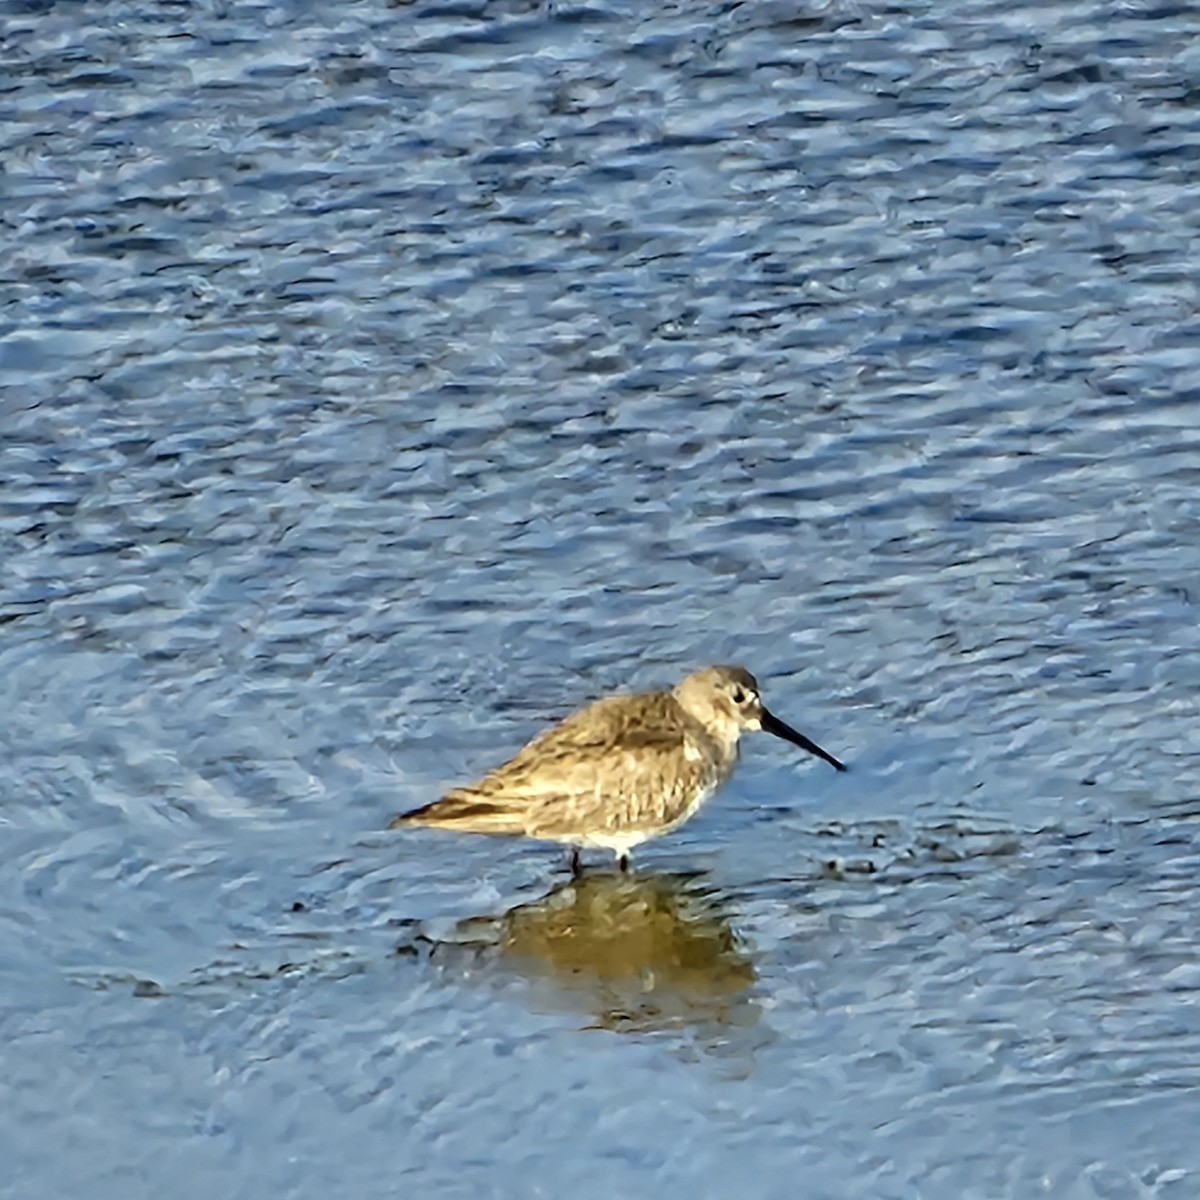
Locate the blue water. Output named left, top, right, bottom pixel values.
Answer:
left=3, top=0, right=1200, bottom=1196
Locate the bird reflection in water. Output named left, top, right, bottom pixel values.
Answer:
left=442, top=871, right=758, bottom=1035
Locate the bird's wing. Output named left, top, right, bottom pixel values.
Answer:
left=453, top=692, right=708, bottom=835
left=485, top=691, right=689, bottom=790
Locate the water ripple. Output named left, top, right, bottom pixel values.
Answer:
left=4, top=0, right=1200, bottom=1195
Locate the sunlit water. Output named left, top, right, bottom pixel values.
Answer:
left=3, top=0, right=1199, bottom=1196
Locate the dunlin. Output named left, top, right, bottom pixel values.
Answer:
left=388, top=665, right=846, bottom=871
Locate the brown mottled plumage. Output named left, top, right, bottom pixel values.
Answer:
left=388, top=665, right=845, bottom=871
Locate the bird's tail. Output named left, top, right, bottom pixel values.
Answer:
left=387, top=789, right=528, bottom=835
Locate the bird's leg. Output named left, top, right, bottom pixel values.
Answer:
left=568, top=847, right=582, bottom=876
left=618, top=852, right=629, bottom=873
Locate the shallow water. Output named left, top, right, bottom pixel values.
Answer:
left=3, top=0, right=1200, bottom=1195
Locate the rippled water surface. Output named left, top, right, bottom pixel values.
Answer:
left=3, top=0, right=1200, bottom=1195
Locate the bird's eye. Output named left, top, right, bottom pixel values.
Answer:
left=731, top=687, right=747, bottom=704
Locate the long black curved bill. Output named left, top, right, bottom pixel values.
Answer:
left=761, top=708, right=846, bottom=771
